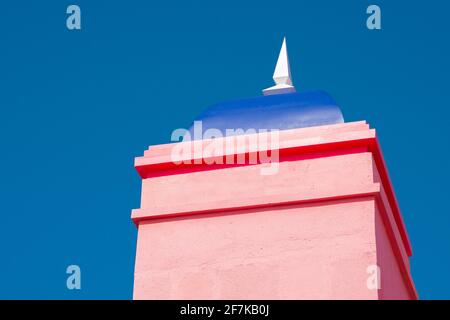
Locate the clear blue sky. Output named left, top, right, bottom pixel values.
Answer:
left=1, top=0, right=449, bottom=299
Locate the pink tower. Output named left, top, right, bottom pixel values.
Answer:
left=131, top=40, right=417, bottom=300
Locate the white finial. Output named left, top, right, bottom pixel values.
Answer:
left=263, top=37, right=296, bottom=96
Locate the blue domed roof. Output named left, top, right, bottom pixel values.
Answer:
left=189, top=90, right=344, bottom=136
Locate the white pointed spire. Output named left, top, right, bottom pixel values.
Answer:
left=263, top=37, right=296, bottom=96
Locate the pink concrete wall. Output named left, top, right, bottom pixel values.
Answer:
left=132, top=121, right=417, bottom=299
left=136, top=152, right=377, bottom=218
left=134, top=198, right=378, bottom=299
left=375, top=205, right=412, bottom=299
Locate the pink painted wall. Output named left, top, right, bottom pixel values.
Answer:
left=134, top=199, right=379, bottom=299
left=131, top=121, right=417, bottom=299
left=375, top=205, right=411, bottom=299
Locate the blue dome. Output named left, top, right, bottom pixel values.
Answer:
left=189, top=90, right=344, bottom=136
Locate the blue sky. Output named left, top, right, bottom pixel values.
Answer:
left=0, top=0, right=449, bottom=299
